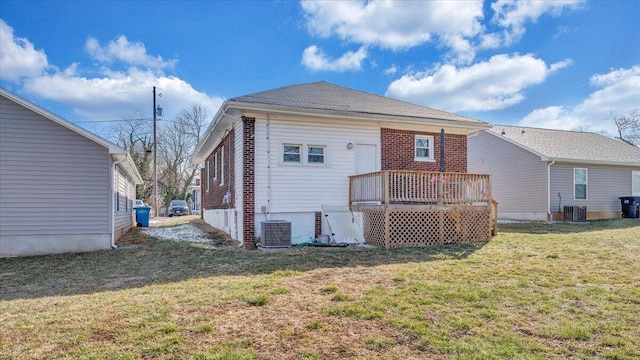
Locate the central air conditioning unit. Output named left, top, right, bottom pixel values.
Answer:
left=564, top=205, right=587, bottom=222
left=260, top=220, right=291, bottom=247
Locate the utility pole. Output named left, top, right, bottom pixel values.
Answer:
left=153, top=86, right=158, bottom=217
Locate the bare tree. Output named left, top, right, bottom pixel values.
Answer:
left=111, top=112, right=154, bottom=200
left=612, top=109, right=640, bottom=146
left=157, top=104, right=210, bottom=207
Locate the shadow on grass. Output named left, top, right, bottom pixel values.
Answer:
left=1, top=226, right=485, bottom=300
left=497, top=218, right=640, bottom=235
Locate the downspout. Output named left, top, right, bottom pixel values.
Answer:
left=266, top=114, right=272, bottom=220
left=111, top=157, right=127, bottom=249
left=547, top=160, right=555, bottom=221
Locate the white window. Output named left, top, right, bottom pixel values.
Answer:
left=574, top=168, right=587, bottom=200
left=283, top=144, right=302, bottom=163
left=633, top=171, right=640, bottom=196
left=415, top=135, right=435, bottom=161
left=213, top=152, right=218, bottom=180
left=220, top=146, right=225, bottom=186
left=307, top=145, right=326, bottom=164
left=206, top=160, right=210, bottom=192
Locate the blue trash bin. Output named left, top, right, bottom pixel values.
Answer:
left=134, top=206, right=151, bottom=227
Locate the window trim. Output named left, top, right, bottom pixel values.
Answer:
left=220, top=146, right=225, bottom=186
left=205, top=160, right=211, bottom=192
left=213, top=151, right=218, bottom=180
left=414, top=135, right=435, bottom=162
left=282, top=143, right=302, bottom=164
left=574, top=168, right=588, bottom=200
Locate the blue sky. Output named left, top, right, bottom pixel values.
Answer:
left=1, top=0, right=638, bottom=138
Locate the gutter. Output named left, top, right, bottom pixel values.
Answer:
left=110, top=157, right=128, bottom=249
left=547, top=160, right=555, bottom=221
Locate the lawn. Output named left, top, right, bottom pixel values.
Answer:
left=1, top=219, right=639, bottom=359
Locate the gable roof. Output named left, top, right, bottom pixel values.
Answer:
left=1, top=87, right=143, bottom=183
left=193, top=81, right=489, bottom=163
left=230, top=81, right=485, bottom=124
left=487, top=125, right=640, bottom=166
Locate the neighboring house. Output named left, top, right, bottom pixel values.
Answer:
left=468, top=125, right=640, bottom=221
left=186, top=174, right=201, bottom=215
left=0, top=88, right=143, bottom=257
left=191, top=81, right=490, bottom=248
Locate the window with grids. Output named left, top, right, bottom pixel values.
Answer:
left=574, top=168, right=587, bottom=200
left=307, top=145, right=325, bottom=164
left=415, top=135, right=434, bottom=161
left=283, top=144, right=302, bottom=163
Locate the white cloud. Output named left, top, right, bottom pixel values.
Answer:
left=520, top=65, right=640, bottom=135
left=300, top=0, right=582, bottom=67
left=0, top=23, right=221, bottom=128
left=301, top=45, right=367, bottom=72
left=0, top=19, right=49, bottom=81
left=491, top=0, right=585, bottom=45
left=384, top=65, right=397, bottom=76
left=386, top=53, right=571, bottom=112
left=22, top=67, right=223, bottom=124
left=85, top=35, right=177, bottom=70
left=301, top=0, right=483, bottom=63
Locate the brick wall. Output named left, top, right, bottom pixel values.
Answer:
left=201, top=128, right=235, bottom=210
left=242, top=117, right=256, bottom=248
left=315, top=212, right=322, bottom=238
left=381, top=128, right=467, bottom=173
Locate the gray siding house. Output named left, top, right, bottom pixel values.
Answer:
left=469, top=125, right=640, bottom=221
left=1, top=88, right=142, bottom=257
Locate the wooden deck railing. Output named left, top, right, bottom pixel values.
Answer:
left=349, top=171, right=492, bottom=206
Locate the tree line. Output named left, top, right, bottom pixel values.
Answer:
left=111, top=104, right=209, bottom=214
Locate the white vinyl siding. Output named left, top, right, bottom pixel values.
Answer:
left=574, top=168, right=587, bottom=200
left=632, top=171, right=640, bottom=196
left=113, top=165, right=137, bottom=235
left=0, top=96, right=112, bottom=249
left=254, top=118, right=380, bottom=214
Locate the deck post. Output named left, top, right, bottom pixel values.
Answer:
left=383, top=171, right=390, bottom=205
left=384, top=206, right=391, bottom=249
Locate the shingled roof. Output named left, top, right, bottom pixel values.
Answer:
left=488, top=125, right=640, bottom=166
left=229, top=81, right=484, bottom=124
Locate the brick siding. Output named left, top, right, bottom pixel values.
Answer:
left=201, top=128, right=235, bottom=210
left=242, top=117, right=256, bottom=248
left=381, top=128, right=467, bottom=172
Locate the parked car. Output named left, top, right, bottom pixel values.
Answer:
left=168, top=200, right=189, bottom=217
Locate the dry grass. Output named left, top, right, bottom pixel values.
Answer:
left=1, top=218, right=639, bottom=359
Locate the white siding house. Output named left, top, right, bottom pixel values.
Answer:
left=0, top=88, right=142, bottom=257
left=469, top=125, right=640, bottom=221
left=192, top=81, right=490, bottom=247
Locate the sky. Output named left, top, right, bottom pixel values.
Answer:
left=1, top=0, right=639, bottom=139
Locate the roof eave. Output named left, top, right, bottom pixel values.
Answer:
left=228, top=101, right=490, bottom=130
left=546, top=157, right=640, bottom=167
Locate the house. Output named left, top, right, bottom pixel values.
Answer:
left=191, top=81, right=491, bottom=248
left=0, top=88, right=143, bottom=257
left=186, top=174, right=201, bottom=215
left=468, top=125, right=640, bottom=221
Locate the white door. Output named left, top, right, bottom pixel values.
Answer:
left=355, top=144, right=377, bottom=174
left=633, top=171, right=640, bottom=196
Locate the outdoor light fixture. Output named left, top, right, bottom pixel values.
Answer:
left=347, top=142, right=354, bottom=149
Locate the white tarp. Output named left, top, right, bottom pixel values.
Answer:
left=321, top=205, right=364, bottom=244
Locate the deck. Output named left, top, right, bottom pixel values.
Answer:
left=349, top=171, right=497, bottom=248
